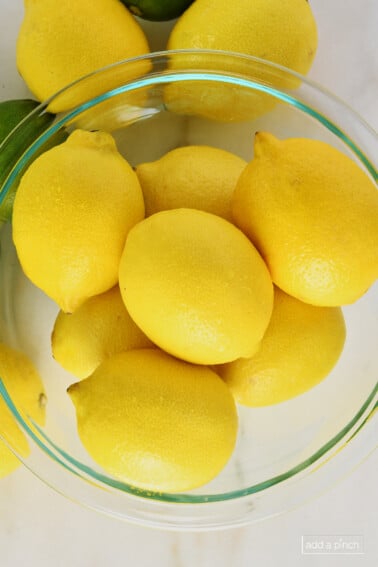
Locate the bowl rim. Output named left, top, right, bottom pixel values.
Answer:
left=1, top=49, right=377, bottom=203
left=14, top=48, right=378, bottom=137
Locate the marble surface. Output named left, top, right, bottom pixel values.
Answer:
left=0, top=0, right=377, bottom=565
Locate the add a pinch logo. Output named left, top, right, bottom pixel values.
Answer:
left=301, top=535, right=364, bottom=555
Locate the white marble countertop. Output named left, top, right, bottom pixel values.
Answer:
left=0, top=1, right=377, bottom=565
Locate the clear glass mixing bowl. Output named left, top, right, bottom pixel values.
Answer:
left=0, top=51, right=376, bottom=529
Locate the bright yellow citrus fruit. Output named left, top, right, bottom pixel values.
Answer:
left=168, top=0, right=317, bottom=74
left=13, top=130, right=145, bottom=314
left=233, top=132, right=378, bottom=306
left=217, top=287, right=346, bottom=406
left=0, top=343, right=46, bottom=479
left=119, top=208, right=273, bottom=365
left=68, top=348, right=238, bottom=492
left=136, top=145, right=247, bottom=220
left=51, top=285, right=153, bottom=380
left=17, top=0, right=150, bottom=113
left=166, top=0, right=317, bottom=121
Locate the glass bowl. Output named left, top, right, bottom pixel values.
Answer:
left=0, top=50, right=376, bottom=530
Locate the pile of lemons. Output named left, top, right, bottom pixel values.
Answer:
left=0, top=0, right=377, bottom=490
left=9, top=128, right=378, bottom=492
left=16, top=0, right=317, bottom=115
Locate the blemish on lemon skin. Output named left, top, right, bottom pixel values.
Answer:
left=129, top=5, right=143, bottom=17
left=38, top=393, right=47, bottom=409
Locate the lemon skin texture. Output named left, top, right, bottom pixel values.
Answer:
left=233, top=132, right=378, bottom=306
left=168, top=0, right=317, bottom=75
left=0, top=343, right=46, bottom=478
left=119, top=208, right=273, bottom=365
left=68, top=349, right=238, bottom=492
left=166, top=0, right=317, bottom=121
left=217, top=287, right=346, bottom=407
left=17, top=0, right=150, bottom=113
left=13, top=130, right=145, bottom=314
left=136, top=145, right=247, bottom=220
left=52, top=286, right=153, bottom=380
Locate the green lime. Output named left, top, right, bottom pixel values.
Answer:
left=0, top=99, right=44, bottom=141
left=122, top=0, right=194, bottom=21
left=0, top=99, right=63, bottom=223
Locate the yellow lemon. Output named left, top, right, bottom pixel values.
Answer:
left=233, top=132, right=378, bottom=306
left=68, top=348, right=238, bottom=492
left=13, top=130, right=145, bottom=314
left=136, top=145, right=247, bottom=220
left=0, top=343, right=46, bottom=478
left=17, top=0, right=150, bottom=113
left=166, top=0, right=317, bottom=121
left=119, top=208, right=273, bottom=365
left=51, top=285, right=153, bottom=380
left=217, top=287, right=346, bottom=406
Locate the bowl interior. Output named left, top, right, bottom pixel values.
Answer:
left=0, top=51, right=376, bottom=523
